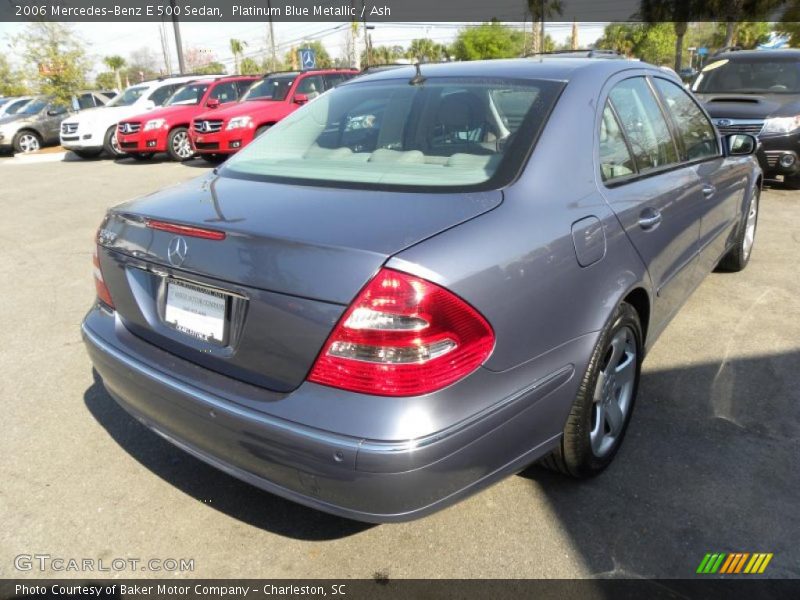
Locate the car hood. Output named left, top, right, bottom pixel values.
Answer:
left=195, top=100, right=282, bottom=122
left=697, top=93, right=800, bottom=120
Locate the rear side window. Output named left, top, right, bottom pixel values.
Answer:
left=324, top=74, right=352, bottom=89
left=609, top=77, right=678, bottom=174
left=653, top=78, right=718, bottom=161
left=149, top=84, right=177, bottom=106
left=599, top=103, right=636, bottom=182
left=210, top=81, right=238, bottom=103
left=295, top=76, right=324, bottom=99
left=236, top=80, right=253, bottom=97
left=220, top=77, right=564, bottom=191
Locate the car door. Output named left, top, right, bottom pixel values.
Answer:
left=42, top=103, right=69, bottom=143
left=597, top=75, right=706, bottom=333
left=651, top=76, right=751, bottom=275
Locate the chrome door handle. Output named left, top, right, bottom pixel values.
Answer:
left=703, top=184, right=716, bottom=198
left=638, top=209, right=662, bottom=230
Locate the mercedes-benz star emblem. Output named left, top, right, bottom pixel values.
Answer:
left=167, top=236, right=188, bottom=267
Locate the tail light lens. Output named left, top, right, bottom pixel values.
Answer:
left=308, top=268, right=494, bottom=396
left=93, top=245, right=114, bottom=308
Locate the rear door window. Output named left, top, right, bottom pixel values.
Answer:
left=210, top=81, right=238, bottom=103
left=599, top=103, right=637, bottom=182
left=609, top=77, right=679, bottom=174
left=653, top=77, right=719, bottom=161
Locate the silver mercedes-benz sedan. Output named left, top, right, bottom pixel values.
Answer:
left=82, top=58, right=761, bottom=522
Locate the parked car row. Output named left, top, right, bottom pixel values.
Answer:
left=0, top=91, right=114, bottom=154
left=55, top=68, right=360, bottom=163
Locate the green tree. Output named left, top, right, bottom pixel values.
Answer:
left=239, top=57, right=263, bottom=76
left=452, top=23, right=525, bottom=61
left=229, top=38, right=248, bottom=74
left=283, top=40, right=333, bottom=69
left=103, top=55, right=125, bottom=91
left=596, top=23, right=676, bottom=66
left=406, top=38, right=447, bottom=62
left=193, top=61, right=227, bottom=75
left=361, top=44, right=405, bottom=66
left=0, top=55, right=28, bottom=96
left=12, top=22, right=89, bottom=107
left=95, top=71, right=117, bottom=90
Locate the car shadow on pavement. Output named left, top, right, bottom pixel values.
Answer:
left=520, top=351, right=800, bottom=578
left=83, top=370, right=373, bottom=541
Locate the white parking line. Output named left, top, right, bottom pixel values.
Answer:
left=0, top=152, right=68, bottom=165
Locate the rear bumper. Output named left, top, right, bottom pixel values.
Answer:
left=81, top=305, right=577, bottom=522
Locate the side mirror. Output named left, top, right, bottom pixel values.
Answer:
left=144, top=100, right=157, bottom=111
left=206, top=98, right=220, bottom=109
left=293, top=93, right=309, bottom=105
left=47, top=108, right=66, bottom=117
left=725, top=133, right=758, bottom=156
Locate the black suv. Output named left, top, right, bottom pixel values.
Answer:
left=693, top=49, right=800, bottom=188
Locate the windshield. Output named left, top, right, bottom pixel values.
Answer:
left=242, top=75, right=295, bottom=101
left=221, top=77, right=563, bottom=190
left=18, top=98, right=47, bottom=115
left=693, top=58, right=800, bottom=94
left=166, top=83, right=209, bottom=106
left=106, top=86, right=148, bottom=107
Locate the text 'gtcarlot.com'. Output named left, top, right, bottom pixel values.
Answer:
left=14, top=553, right=195, bottom=572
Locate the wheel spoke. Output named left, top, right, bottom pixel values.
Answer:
left=606, top=331, right=627, bottom=374
left=590, top=404, right=605, bottom=454
left=605, top=397, right=624, bottom=436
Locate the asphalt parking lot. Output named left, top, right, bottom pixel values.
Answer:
left=0, top=154, right=798, bottom=579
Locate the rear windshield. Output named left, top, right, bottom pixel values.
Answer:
left=106, top=86, right=148, bottom=107
left=220, top=76, right=564, bottom=191
left=692, top=58, right=800, bottom=94
left=241, top=75, right=296, bottom=101
left=167, top=83, right=210, bottom=106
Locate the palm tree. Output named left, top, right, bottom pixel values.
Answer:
left=526, top=0, right=563, bottom=54
left=229, top=39, right=248, bottom=74
left=103, top=55, right=125, bottom=91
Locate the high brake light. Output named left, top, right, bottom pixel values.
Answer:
left=93, top=245, right=114, bottom=308
left=145, top=219, right=226, bottom=240
left=308, top=268, right=494, bottom=397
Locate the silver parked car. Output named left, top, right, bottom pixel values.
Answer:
left=82, top=59, right=761, bottom=522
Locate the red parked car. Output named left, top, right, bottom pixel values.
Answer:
left=189, top=69, right=358, bottom=161
left=116, top=75, right=258, bottom=161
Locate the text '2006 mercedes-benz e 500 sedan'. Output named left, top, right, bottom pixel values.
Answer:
left=82, top=59, right=762, bottom=522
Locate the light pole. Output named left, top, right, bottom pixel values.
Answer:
left=170, top=0, right=186, bottom=74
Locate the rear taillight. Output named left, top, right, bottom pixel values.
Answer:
left=93, top=245, right=114, bottom=308
left=308, top=268, right=494, bottom=397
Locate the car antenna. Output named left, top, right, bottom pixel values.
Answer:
left=409, top=62, right=426, bottom=86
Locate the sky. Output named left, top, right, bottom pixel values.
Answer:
left=0, top=21, right=606, bottom=76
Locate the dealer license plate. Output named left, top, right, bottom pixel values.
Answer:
left=164, top=280, right=228, bottom=344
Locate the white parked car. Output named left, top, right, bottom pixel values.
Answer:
left=60, top=75, right=217, bottom=159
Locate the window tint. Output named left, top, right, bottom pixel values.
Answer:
left=210, top=81, right=238, bottom=103
left=149, top=84, right=177, bottom=106
left=77, top=93, right=96, bottom=110
left=654, top=78, right=718, bottom=161
left=243, top=75, right=295, bottom=101
left=599, top=103, right=636, bottom=181
left=609, top=77, right=678, bottom=173
left=6, top=98, right=31, bottom=115
left=324, top=74, right=350, bottom=89
left=221, top=77, right=563, bottom=190
left=295, top=75, right=324, bottom=99
left=693, top=58, right=800, bottom=94
left=236, top=80, right=253, bottom=97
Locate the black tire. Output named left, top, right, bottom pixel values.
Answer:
left=199, top=153, right=225, bottom=164
left=103, top=126, right=124, bottom=158
left=166, top=127, right=194, bottom=161
left=784, top=174, right=800, bottom=190
left=717, top=188, right=759, bottom=272
left=13, top=130, right=42, bottom=154
left=541, top=302, right=643, bottom=478
left=255, top=125, right=272, bottom=138
left=71, top=149, right=103, bottom=159
left=130, top=153, right=155, bottom=161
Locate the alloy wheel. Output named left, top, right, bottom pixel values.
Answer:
left=18, top=134, right=40, bottom=153
left=743, top=194, right=758, bottom=259
left=172, top=131, right=193, bottom=159
left=590, top=326, right=637, bottom=457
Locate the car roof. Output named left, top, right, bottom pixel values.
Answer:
left=713, top=49, right=800, bottom=61
left=350, top=57, right=660, bottom=85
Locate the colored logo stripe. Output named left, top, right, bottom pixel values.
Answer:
left=697, top=553, right=773, bottom=574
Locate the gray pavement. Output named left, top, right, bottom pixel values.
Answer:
left=1, top=154, right=798, bottom=579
